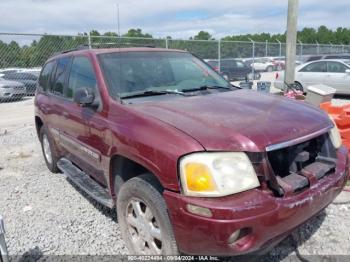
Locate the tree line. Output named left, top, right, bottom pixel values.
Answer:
left=0, top=26, right=349, bottom=68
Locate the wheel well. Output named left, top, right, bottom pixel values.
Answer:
left=110, top=155, right=163, bottom=197
left=35, top=116, right=43, bottom=138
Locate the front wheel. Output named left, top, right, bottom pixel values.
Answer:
left=40, top=126, right=59, bottom=173
left=117, top=174, right=179, bottom=255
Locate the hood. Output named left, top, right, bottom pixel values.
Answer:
left=131, top=90, right=332, bottom=152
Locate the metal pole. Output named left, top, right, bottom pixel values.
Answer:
left=276, top=39, right=282, bottom=57
left=165, top=38, right=169, bottom=49
left=248, top=38, right=255, bottom=79
left=117, top=4, right=120, bottom=36
left=316, top=41, right=320, bottom=54
left=341, top=43, right=344, bottom=54
left=88, top=32, right=92, bottom=49
left=284, top=0, right=299, bottom=90
left=298, top=40, right=303, bottom=58
left=218, top=39, right=221, bottom=74
left=265, top=40, right=268, bottom=57
left=329, top=42, right=333, bottom=53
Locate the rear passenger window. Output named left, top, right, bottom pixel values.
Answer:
left=52, top=57, right=70, bottom=96
left=39, top=61, right=55, bottom=92
left=66, top=56, right=97, bottom=98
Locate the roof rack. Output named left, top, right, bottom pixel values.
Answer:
left=61, top=44, right=90, bottom=54
left=51, top=45, right=90, bottom=57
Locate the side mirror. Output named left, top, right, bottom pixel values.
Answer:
left=74, top=87, right=95, bottom=106
left=346, top=69, right=350, bottom=74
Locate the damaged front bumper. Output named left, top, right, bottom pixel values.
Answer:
left=164, top=146, right=348, bottom=256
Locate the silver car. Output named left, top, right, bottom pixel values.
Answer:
left=275, top=59, right=350, bottom=93
left=0, top=80, right=26, bottom=101
left=0, top=216, right=9, bottom=262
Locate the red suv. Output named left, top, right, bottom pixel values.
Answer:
left=35, top=47, right=348, bottom=256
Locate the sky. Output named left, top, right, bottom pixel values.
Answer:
left=0, top=0, right=349, bottom=39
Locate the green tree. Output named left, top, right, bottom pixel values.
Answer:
left=193, top=31, right=213, bottom=40
left=123, top=29, right=152, bottom=38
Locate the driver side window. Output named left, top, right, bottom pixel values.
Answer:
left=65, top=56, right=97, bottom=99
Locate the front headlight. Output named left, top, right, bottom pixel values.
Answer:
left=329, top=117, right=342, bottom=149
left=179, top=152, right=260, bottom=197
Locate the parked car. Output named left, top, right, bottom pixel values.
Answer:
left=35, top=47, right=348, bottom=256
left=0, top=79, right=26, bottom=101
left=275, top=59, right=350, bottom=93
left=1, top=72, right=38, bottom=95
left=303, top=53, right=350, bottom=63
left=205, top=59, right=260, bottom=81
left=250, top=58, right=276, bottom=72
left=0, top=216, right=9, bottom=262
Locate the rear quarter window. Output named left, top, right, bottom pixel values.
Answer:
left=38, top=61, right=55, bottom=92
left=51, top=57, right=71, bottom=96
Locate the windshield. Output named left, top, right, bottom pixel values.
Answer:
left=98, top=51, right=230, bottom=98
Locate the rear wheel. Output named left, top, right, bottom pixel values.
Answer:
left=40, top=126, right=59, bottom=173
left=266, top=66, right=274, bottom=72
left=117, top=174, right=179, bottom=255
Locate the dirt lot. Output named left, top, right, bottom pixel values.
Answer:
left=0, top=75, right=350, bottom=261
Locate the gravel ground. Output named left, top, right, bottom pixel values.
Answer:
left=0, top=79, right=350, bottom=261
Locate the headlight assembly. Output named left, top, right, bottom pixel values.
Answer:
left=179, top=152, right=260, bottom=197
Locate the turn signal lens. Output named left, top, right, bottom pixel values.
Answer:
left=185, top=163, right=216, bottom=192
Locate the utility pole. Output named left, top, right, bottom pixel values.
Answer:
left=284, top=0, right=299, bottom=91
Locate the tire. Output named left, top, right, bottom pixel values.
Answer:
left=39, top=126, right=59, bottom=173
left=266, top=66, right=274, bottom=72
left=277, top=65, right=283, bottom=71
left=294, top=82, right=304, bottom=92
left=117, top=174, right=179, bottom=255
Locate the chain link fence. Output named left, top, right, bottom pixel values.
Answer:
left=1, top=32, right=350, bottom=102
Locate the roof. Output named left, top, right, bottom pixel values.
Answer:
left=309, top=59, right=350, bottom=63
left=48, top=47, right=187, bottom=61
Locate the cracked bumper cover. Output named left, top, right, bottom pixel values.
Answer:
left=163, top=146, right=348, bottom=256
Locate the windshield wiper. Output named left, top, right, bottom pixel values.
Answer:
left=120, top=89, right=189, bottom=99
left=182, top=85, right=232, bottom=93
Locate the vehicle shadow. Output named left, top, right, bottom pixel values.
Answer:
left=66, top=178, right=118, bottom=223
left=260, top=210, right=327, bottom=262
left=219, top=210, right=326, bottom=262
left=17, top=246, right=43, bottom=262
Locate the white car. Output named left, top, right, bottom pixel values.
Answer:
left=0, top=80, right=26, bottom=101
left=251, top=58, right=276, bottom=72
left=275, top=59, right=350, bottom=93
